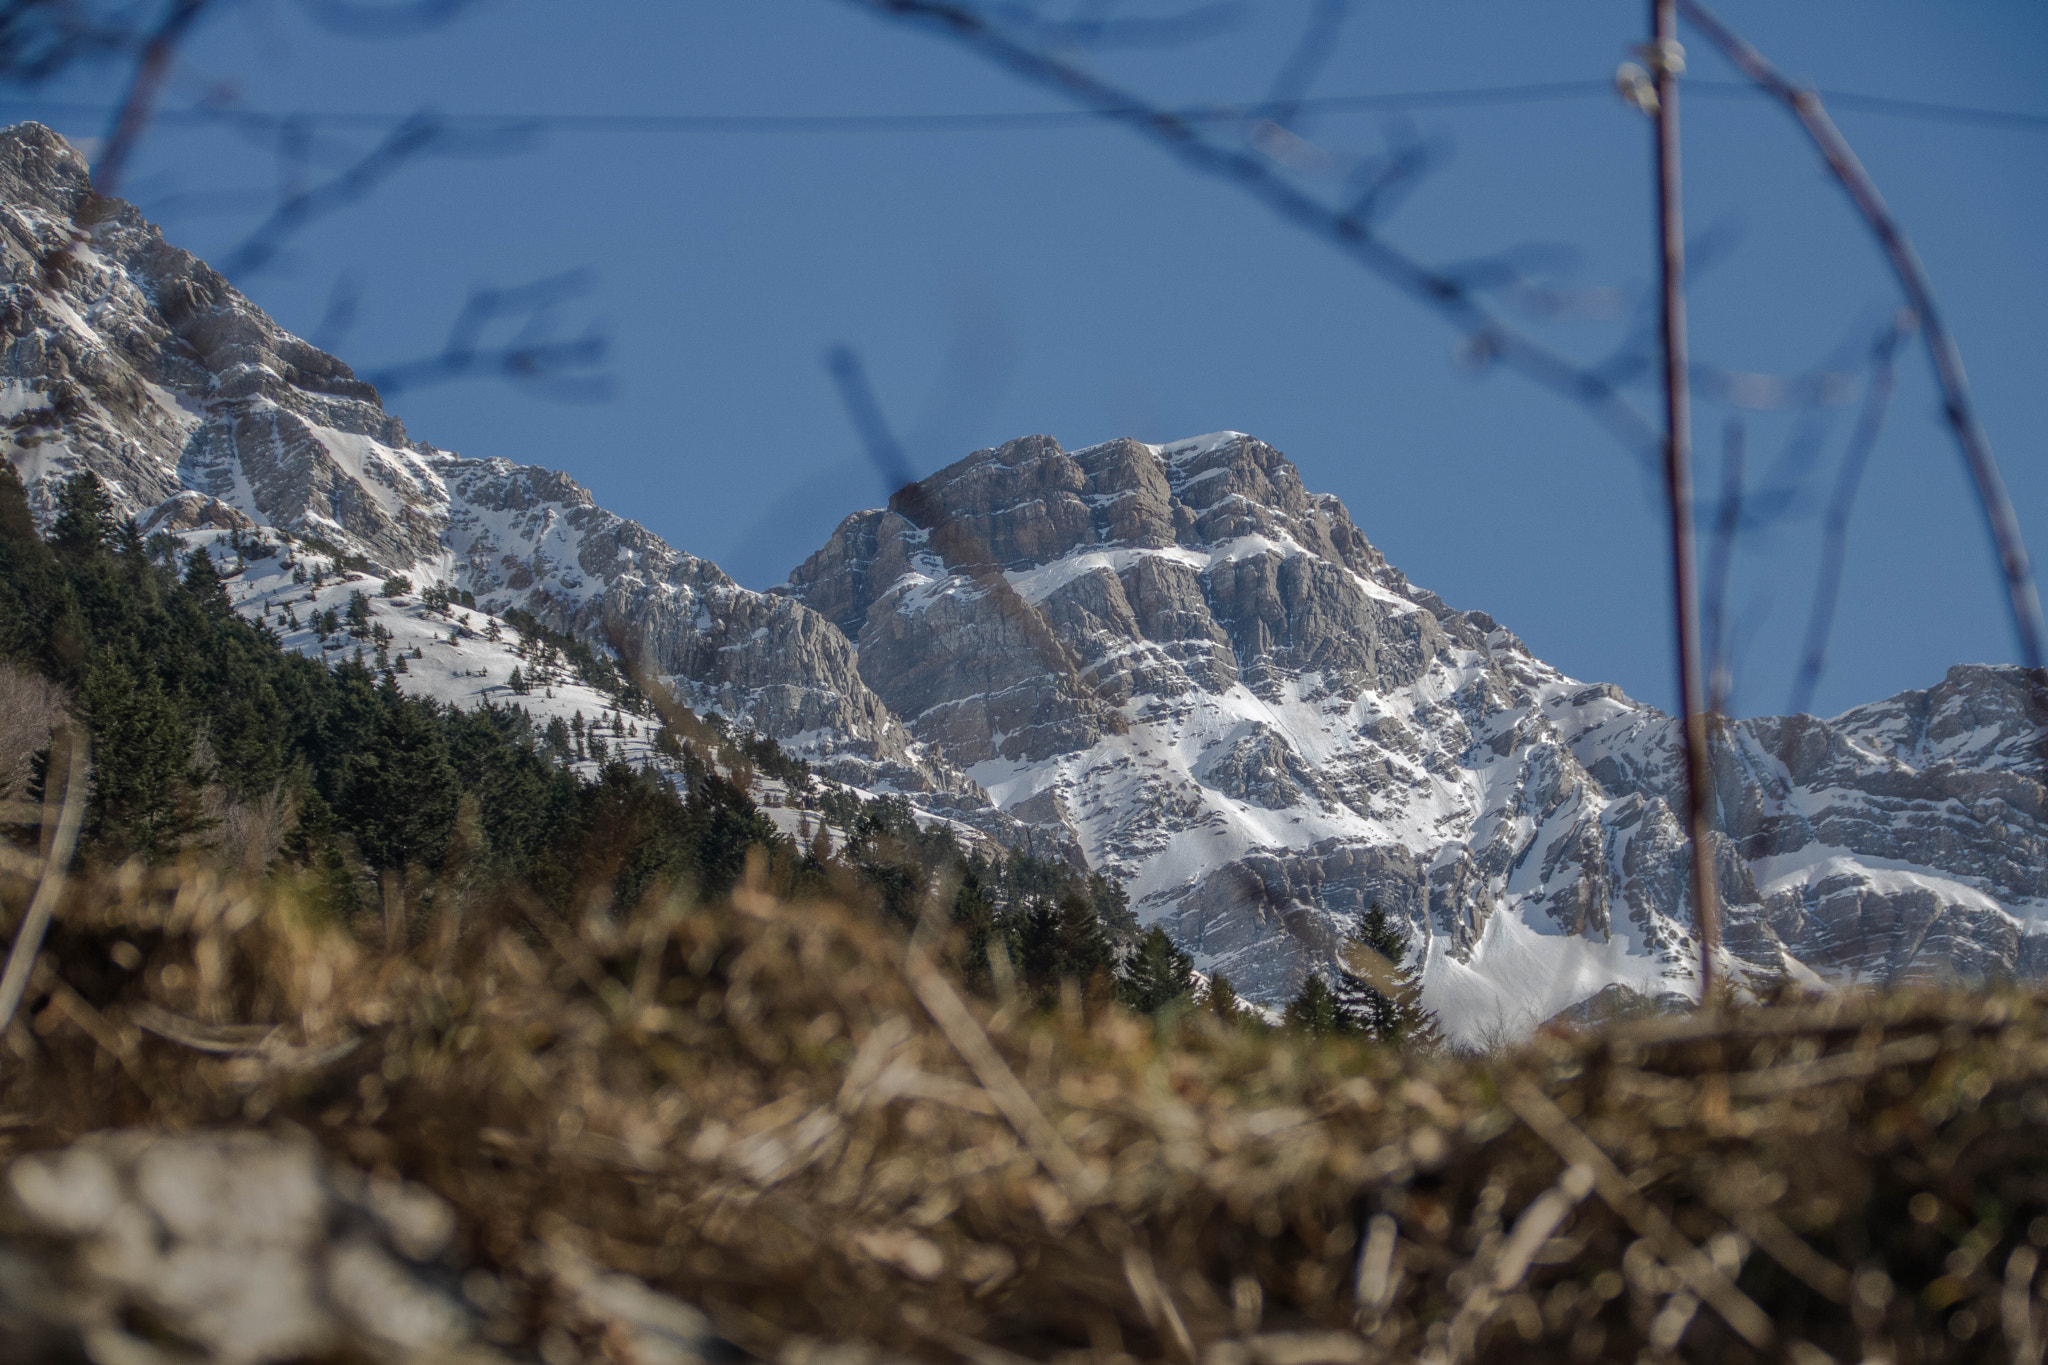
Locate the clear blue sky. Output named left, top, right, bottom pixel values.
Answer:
left=14, top=1, right=2047, bottom=719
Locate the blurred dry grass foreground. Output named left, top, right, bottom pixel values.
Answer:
left=1, top=851, right=2047, bottom=1365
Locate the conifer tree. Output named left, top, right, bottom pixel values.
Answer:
left=1205, top=971, right=1241, bottom=1022
left=1282, top=973, right=1343, bottom=1036
left=182, top=546, right=230, bottom=615
left=50, top=472, right=115, bottom=556
left=1332, top=903, right=1439, bottom=1046
left=77, top=659, right=209, bottom=855
left=1118, top=924, right=1194, bottom=1014
left=341, top=694, right=459, bottom=876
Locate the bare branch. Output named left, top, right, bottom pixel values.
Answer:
left=1788, top=312, right=1910, bottom=716
left=294, top=0, right=483, bottom=39
left=823, top=344, right=916, bottom=493
left=840, top=0, right=1663, bottom=461
left=1679, top=0, right=2046, bottom=670
left=363, top=269, right=612, bottom=401
left=219, top=109, right=442, bottom=276
left=1702, top=416, right=1743, bottom=715
left=1647, top=0, right=1720, bottom=1000
left=91, top=0, right=208, bottom=197
left=987, top=0, right=1244, bottom=50
left=1256, top=0, right=1353, bottom=130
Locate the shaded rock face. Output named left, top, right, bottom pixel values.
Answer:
left=0, top=121, right=991, bottom=812
left=785, top=433, right=2048, bottom=1037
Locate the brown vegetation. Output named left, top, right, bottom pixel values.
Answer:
left=3, top=852, right=2046, bottom=1365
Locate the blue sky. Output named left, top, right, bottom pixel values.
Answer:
left=13, top=0, right=2047, bottom=719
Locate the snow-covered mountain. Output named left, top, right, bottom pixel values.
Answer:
left=783, top=431, right=2048, bottom=1037
left=0, top=121, right=1014, bottom=841
left=5, top=120, right=2045, bottom=1041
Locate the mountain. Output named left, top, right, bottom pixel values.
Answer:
left=783, top=432, right=2048, bottom=1034
left=4, top=120, right=2045, bottom=1041
left=0, top=121, right=1017, bottom=840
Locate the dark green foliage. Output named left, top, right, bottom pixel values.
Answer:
left=736, top=730, right=811, bottom=793
left=0, top=465, right=1143, bottom=987
left=50, top=473, right=115, bottom=557
left=181, top=548, right=229, bottom=616
left=501, top=606, right=644, bottom=710
left=1282, top=973, right=1342, bottom=1036
left=296, top=533, right=374, bottom=575
left=380, top=574, right=413, bottom=598
left=75, top=657, right=209, bottom=855
left=1117, top=924, right=1193, bottom=1015
left=1331, top=903, right=1439, bottom=1046
left=1205, top=971, right=1241, bottom=1021
left=0, top=472, right=785, bottom=919
left=340, top=687, right=460, bottom=873
left=1018, top=890, right=1111, bottom=994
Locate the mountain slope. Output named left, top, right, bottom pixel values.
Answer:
left=5, top=120, right=2044, bottom=1040
left=0, top=121, right=1010, bottom=833
left=784, top=431, right=2048, bottom=1038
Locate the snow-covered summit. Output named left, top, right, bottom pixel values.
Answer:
left=784, top=432, right=2048, bottom=1043
left=5, top=119, right=2045, bottom=1040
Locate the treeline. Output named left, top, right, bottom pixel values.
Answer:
left=0, top=469, right=1159, bottom=1013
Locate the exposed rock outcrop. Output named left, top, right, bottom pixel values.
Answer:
left=0, top=121, right=994, bottom=817
left=784, top=432, right=2048, bottom=1036
left=6, top=119, right=2045, bottom=1039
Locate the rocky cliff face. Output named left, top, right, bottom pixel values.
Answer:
left=785, top=431, right=2048, bottom=1037
left=5, top=120, right=2045, bottom=1040
left=0, top=121, right=989, bottom=812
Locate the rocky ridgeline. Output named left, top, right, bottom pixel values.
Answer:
left=3, top=120, right=2045, bottom=1036
left=789, top=430, right=2048, bottom=1028
left=0, top=121, right=996, bottom=828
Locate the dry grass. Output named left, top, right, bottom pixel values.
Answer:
left=4, top=852, right=2048, bottom=1365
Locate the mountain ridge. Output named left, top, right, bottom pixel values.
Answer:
left=3, top=119, right=2044, bottom=1040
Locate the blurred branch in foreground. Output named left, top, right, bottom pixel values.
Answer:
left=362, top=269, right=611, bottom=402
left=213, top=105, right=538, bottom=277
left=1679, top=0, right=2045, bottom=671
left=1789, top=311, right=1911, bottom=718
left=838, top=0, right=1667, bottom=461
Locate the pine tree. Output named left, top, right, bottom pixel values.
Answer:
left=77, top=659, right=210, bottom=856
left=182, top=547, right=230, bottom=615
left=50, top=472, right=115, bottom=556
left=346, top=589, right=372, bottom=636
left=1283, top=973, right=1343, bottom=1036
left=1016, top=892, right=1110, bottom=993
left=341, top=695, right=459, bottom=875
left=1333, top=903, right=1439, bottom=1046
left=1118, top=924, right=1194, bottom=1014
left=1205, top=971, right=1241, bottom=1022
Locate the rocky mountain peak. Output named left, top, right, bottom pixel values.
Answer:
left=5, top=118, right=2046, bottom=1039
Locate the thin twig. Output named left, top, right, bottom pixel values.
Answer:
left=1701, top=417, right=1743, bottom=715
left=1678, top=0, right=2046, bottom=670
left=841, top=0, right=1662, bottom=462
left=91, top=0, right=210, bottom=198
left=0, top=726, right=87, bottom=1040
left=1648, top=0, right=1720, bottom=1001
left=1502, top=1077, right=1774, bottom=1351
left=1788, top=313, right=1909, bottom=716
